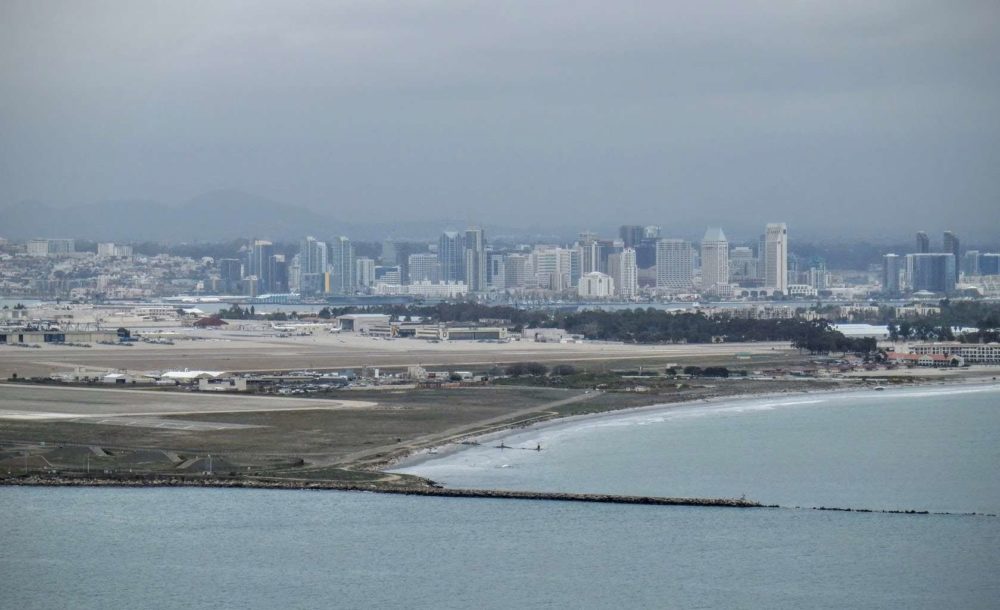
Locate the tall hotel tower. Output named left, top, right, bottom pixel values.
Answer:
left=764, top=223, right=788, bottom=295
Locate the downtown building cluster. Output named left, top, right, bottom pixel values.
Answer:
left=882, top=231, right=1000, bottom=297
left=215, top=223, right=797, bottom=301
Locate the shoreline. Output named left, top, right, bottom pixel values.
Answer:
left=385, top=375, right=1000, bottom=472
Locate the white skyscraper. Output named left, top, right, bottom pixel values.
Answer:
left=609, top=248, right=638, bottom=298
left=655, top=239, right=694, bottom=290
left=700, top=227, right=729, bottom=294
left=328, top=236, right=355, bottom=295
left=764, top=223, right=788, bottom=295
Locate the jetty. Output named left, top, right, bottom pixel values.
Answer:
left=1, top=473, right=766, bottom=508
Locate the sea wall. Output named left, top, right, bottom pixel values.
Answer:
left=1, top=474, right=766, bottom=508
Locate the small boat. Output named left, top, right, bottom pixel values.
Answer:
left=874, top=386, right=886, bottom=391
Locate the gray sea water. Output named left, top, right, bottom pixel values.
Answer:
left=3, top=384, right=999, bottom=608
left=395, top=384, right=1000, bottom=514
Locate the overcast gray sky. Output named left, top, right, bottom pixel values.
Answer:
left=1, top=1, right=998, bottom=239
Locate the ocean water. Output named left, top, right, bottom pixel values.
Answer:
left=4, top=384, right=999, bottom=608
left=394, top=384, right=1000, bottom=514
left=2, top=487, right=998, bottom=609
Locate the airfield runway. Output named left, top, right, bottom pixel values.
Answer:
left=0, top=330, right=793, bottom=379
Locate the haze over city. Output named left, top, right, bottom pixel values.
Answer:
left=3, top=4, right=1000, bottom=609
left=2, top=1, right=999, bottom=240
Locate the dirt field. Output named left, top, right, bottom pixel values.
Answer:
left=0, top=384, right=607, bottom=477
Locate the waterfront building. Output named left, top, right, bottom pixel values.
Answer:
left=577, top=272, right=615, bottom=299
left=408, top=253, right=440, bottom=284
left=299, top=237, right=328, bottom=276
left=328, top=236, right=355, bottom=295
left=764, top=223, right=788, bottom=295
left=655, top=239, right=693, bottom=291
left=700, top=227, right=729, bottom=295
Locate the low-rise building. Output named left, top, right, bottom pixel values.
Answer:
left=906, top=342, right=1000, bottom=364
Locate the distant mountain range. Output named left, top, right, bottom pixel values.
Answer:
left=0, top=190, right=566, bottom=243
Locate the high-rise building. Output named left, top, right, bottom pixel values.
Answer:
left=355, top=257, right=376, bottom=289
left=644, top=226, right=662, bottom=240
left=531, top=247, right=574, bottom=291
left=882, top=254, right=901, bottom=295
left=248, top=240, right=274, bottom=293
left=943, top=231, right=960, bottom=262
left=218, top=258, right=243, bottom=294
left=730, top=247, right=756, bottom=283
left=438, top=231, right=465, bottom=283
left=655, top=239, right=694, bottom=290
left=916, top=231, right=930, bottom=254
left=328, top=236, right=354, bottom=295
left=764, top=223, right=788, bottom=295
left=407, top=253, right=440, bottom=284
left=487, top=253, right=506, bottom=290
left=268, top=254, right=288, bottom=293
left=463, top=227, right=487, bottom=292
left=700, top=227, right=729, bottom=294
left=619, top=225, right=644, bottom=249
left=608, top=248, right=638, bottom=298
left=299, top=237, right=328, bottom=276
left=504, top=254, right=531, bottom=290
left=906, top=253, right=956, bottom=294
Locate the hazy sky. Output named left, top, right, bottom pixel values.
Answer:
left=2, top=1, right=998, bottom=239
